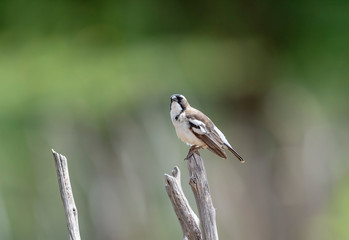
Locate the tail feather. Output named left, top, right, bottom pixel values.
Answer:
left=226, top=145, right=245, bottom=163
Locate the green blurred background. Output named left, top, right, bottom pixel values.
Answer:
left=1, top=0, right=349, bottom=239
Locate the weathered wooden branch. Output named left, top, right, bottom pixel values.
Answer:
left=165, top=166, right=202, bottom=240
left=186, top=152, right=218, bottom=240
left=165, top=152, right=218, bottom=240
left=51, top=149, right=81, bottom=240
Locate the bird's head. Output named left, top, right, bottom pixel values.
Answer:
left=170, top=94, right=189, bottom=114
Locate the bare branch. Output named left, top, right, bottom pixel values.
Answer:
left=165, top=166, right=202, bottom=240
left=51, top=149, right=81, bottom=240
left=187, top=152, right=218, bottom=240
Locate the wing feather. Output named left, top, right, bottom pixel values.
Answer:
left=186, top=108, right=244, bottom=162
left=188, top=118, right=227, bottom=159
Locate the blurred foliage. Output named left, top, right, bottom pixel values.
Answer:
left=0, top=0, right=349, bottom=240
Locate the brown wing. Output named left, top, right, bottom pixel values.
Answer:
left=187, top=109, right=227, bottom=159
left=195, top=131, right=227, bottom=159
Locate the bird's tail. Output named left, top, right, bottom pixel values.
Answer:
left=227, top=145, right=245, bottom=163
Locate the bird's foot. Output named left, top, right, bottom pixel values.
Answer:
left=184, top=146, right=201, bottom=160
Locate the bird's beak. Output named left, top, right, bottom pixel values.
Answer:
left=170, top=96, right=177, bottom=102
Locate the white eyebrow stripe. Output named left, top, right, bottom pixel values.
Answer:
left=214, top=125, right=232, bottom=148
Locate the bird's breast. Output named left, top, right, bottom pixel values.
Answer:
left=171, top=113, right=206, bottom=147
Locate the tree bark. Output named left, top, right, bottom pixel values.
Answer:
left=186, top=152, right=219, bottom=240
left=165, top=152, right=219, bottom=240
left=165, top=166, right=202, bottom=240
left=52, top=149, right=81, bottom=240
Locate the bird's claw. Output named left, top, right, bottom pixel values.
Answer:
left=184, top=146, right=200, bottom=160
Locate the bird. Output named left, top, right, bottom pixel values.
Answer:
left=170, top=94, right=244, bottom=162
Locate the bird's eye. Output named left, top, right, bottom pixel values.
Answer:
left=177, top=96, right=183, bottom=102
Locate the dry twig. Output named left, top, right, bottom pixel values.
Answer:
left=52, top=149, right=81, bottom=240
left=165, top=152, right=218, bottom=240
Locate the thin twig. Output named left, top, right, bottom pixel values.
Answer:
left=52, top=149, right=81, bottom=240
